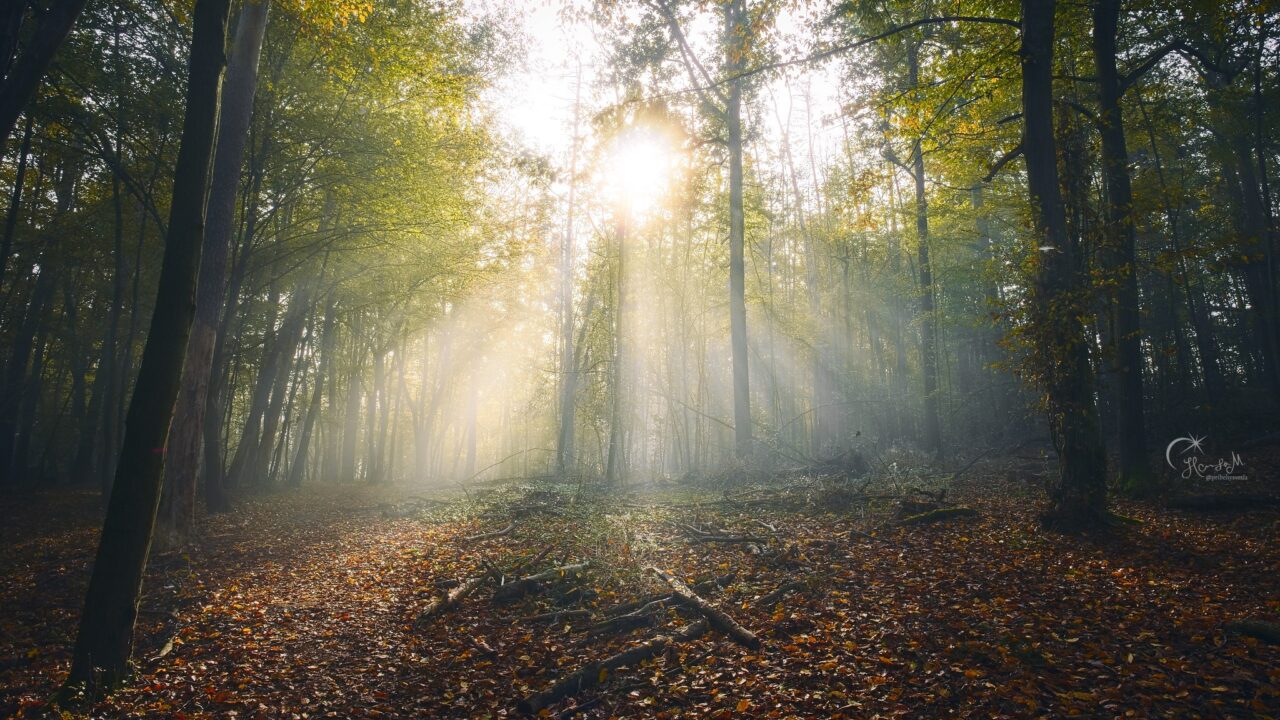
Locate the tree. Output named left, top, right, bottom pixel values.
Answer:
left=158, top=0, right=272, bottom=548
left=1019, top=0, right=1108, bottom=526
left=63, top=0, right=232, bottom=693
left=0, top=0, right=88, bottom=152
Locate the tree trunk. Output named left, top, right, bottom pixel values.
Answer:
left=0, top=112, right=32, bottom=291
left=725, top=0, right=752, bottom=458
left=1019, top=0, right=1108, bottom=527
left=64, top=0, right=231, bottom=692
left=1092, top=0, right=1150, bottom=493
left=556, top=67, right=582, bottom=477
left=0, top=0, right=87, bottom=153
left=908, top=42, right=943, bottom=461
left=158, top=0, right=270, bottom=545
left=288, top=295, right=336, bottom=487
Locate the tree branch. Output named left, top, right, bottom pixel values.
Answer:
left=982, top=142, right=1023, bottom=183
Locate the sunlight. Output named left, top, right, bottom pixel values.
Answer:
left=606, top=127, right=676, bottom=219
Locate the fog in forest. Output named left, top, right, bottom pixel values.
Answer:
left=1, top=0, right=1277, bottom=716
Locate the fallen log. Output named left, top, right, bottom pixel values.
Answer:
left=415, top=572, right=492, bottom=626
left=493, top=562, right=590, bottom=601
left=518, top=621, right=709, bottom=715
left=464, top=522, right=516, bottom=542
left=899, top=506, right=977, bottom=525
left=1225, top=618, right=1280, bottom=644
left=649, top=567, right=761, bottom=650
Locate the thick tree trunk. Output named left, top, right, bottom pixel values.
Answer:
left=158, top=0, right=270, bottom=545
left=1092, top=0, right=1150, bottom=493
left=1020, top=0, right=1108, bottom=527
left=64, top=0, right=231, bottom=692
left=0, top=0, right=87, bottom=153
left=725, top=0, right=752, bottom=458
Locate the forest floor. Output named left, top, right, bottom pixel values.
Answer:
left=2, top=454, right=1278, bottom=719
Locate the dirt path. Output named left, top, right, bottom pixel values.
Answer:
left=2, top=474, right=1278, bottom=718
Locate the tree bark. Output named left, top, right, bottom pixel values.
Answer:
left=0, top=0, right=87, bottom=154
left=1092, top=0, right=1150, bottom=493
left=64, top=0, right=232, bottom=692
left=0, top=112, right=32, bottom=291
left=908, top=42, right=943, bottom=461
left=158, top=0, right=271, bottom=546
left=725, top=0, right=752, bottom=458
left=1019, top=0, right=1108, bottom=527
left=287, top=294, right=336, bottom=487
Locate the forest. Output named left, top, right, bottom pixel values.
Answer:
left=0, top=0, right=1277, bottom=717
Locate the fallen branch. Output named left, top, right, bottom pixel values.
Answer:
left=847, top=527, right=896, bottom=546
left=899, top=507, right=977, bottom=525
left=464, top=522, right=516, bottom=542
left=1225, top=618, right=1280, bottom=644
left=588, top=599, right=674, bottom=636
left=493, top=562, right=590, bottom=601
left=598, top=572, right=736, bottom=619
left=509, top=544, right=554, bottom=577
left=690, top=534, right=768, bottom=545
left=415, top=572, right=492, bottom=626
left=649, top=567, right=761, bottom=649
left=518, top=621, right=709, bottom=715
left=520, top=609, right=593, bottom=625
left=757, top=578, right=808, bottom=607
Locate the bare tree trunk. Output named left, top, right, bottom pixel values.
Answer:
left=0, top=0, right=87, bottom=154
left=1092, top=0, right=1150, bottom=492
left=908, top=42, right=943, bottom=461
left=288, top=295, right=335, bottom=487
left=0, top=112, right=32, bottom=291
left=157, top=0, right=270, bottom=546
left=1020, top=0, right=1107, bottom=527
left=64, top=0, right=231, bottom=692
left=725, top=0, right=752, bottom=458
left=556, top=66, right=582, bottom=477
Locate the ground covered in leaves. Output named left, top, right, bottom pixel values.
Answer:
left=2, top=458, right=1278, bottom=719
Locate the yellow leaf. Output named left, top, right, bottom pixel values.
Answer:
left=736, top=699, right=751, bottom=712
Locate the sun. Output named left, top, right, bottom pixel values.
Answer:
left=607, top=126, right=676, bottom=218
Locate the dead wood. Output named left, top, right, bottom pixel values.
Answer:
left=649, top=567, right=761, bottom=649
left=847, top=527, right=896, bottom=546
left=415, top=572, right=492, bottom=626
left=1225, top=618, right=1280, bottom=644
left=586, top=598, right=671, bottom=636
left=465, top=522, right=516, bottom=542
left=598, top=572, right=736, bottom=619
left=520, top=609, right=593, bottom=625
left=493, top=562, right=590, bottom=601
left=899, top=506, right=977, bottom=525
left=517, top=621, right=709, bottom=715
left=690, top=534, right=768, bottom=545
left=509, top=543, right=555, bottom=577
left=757, top=578, right=809, bottom=607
